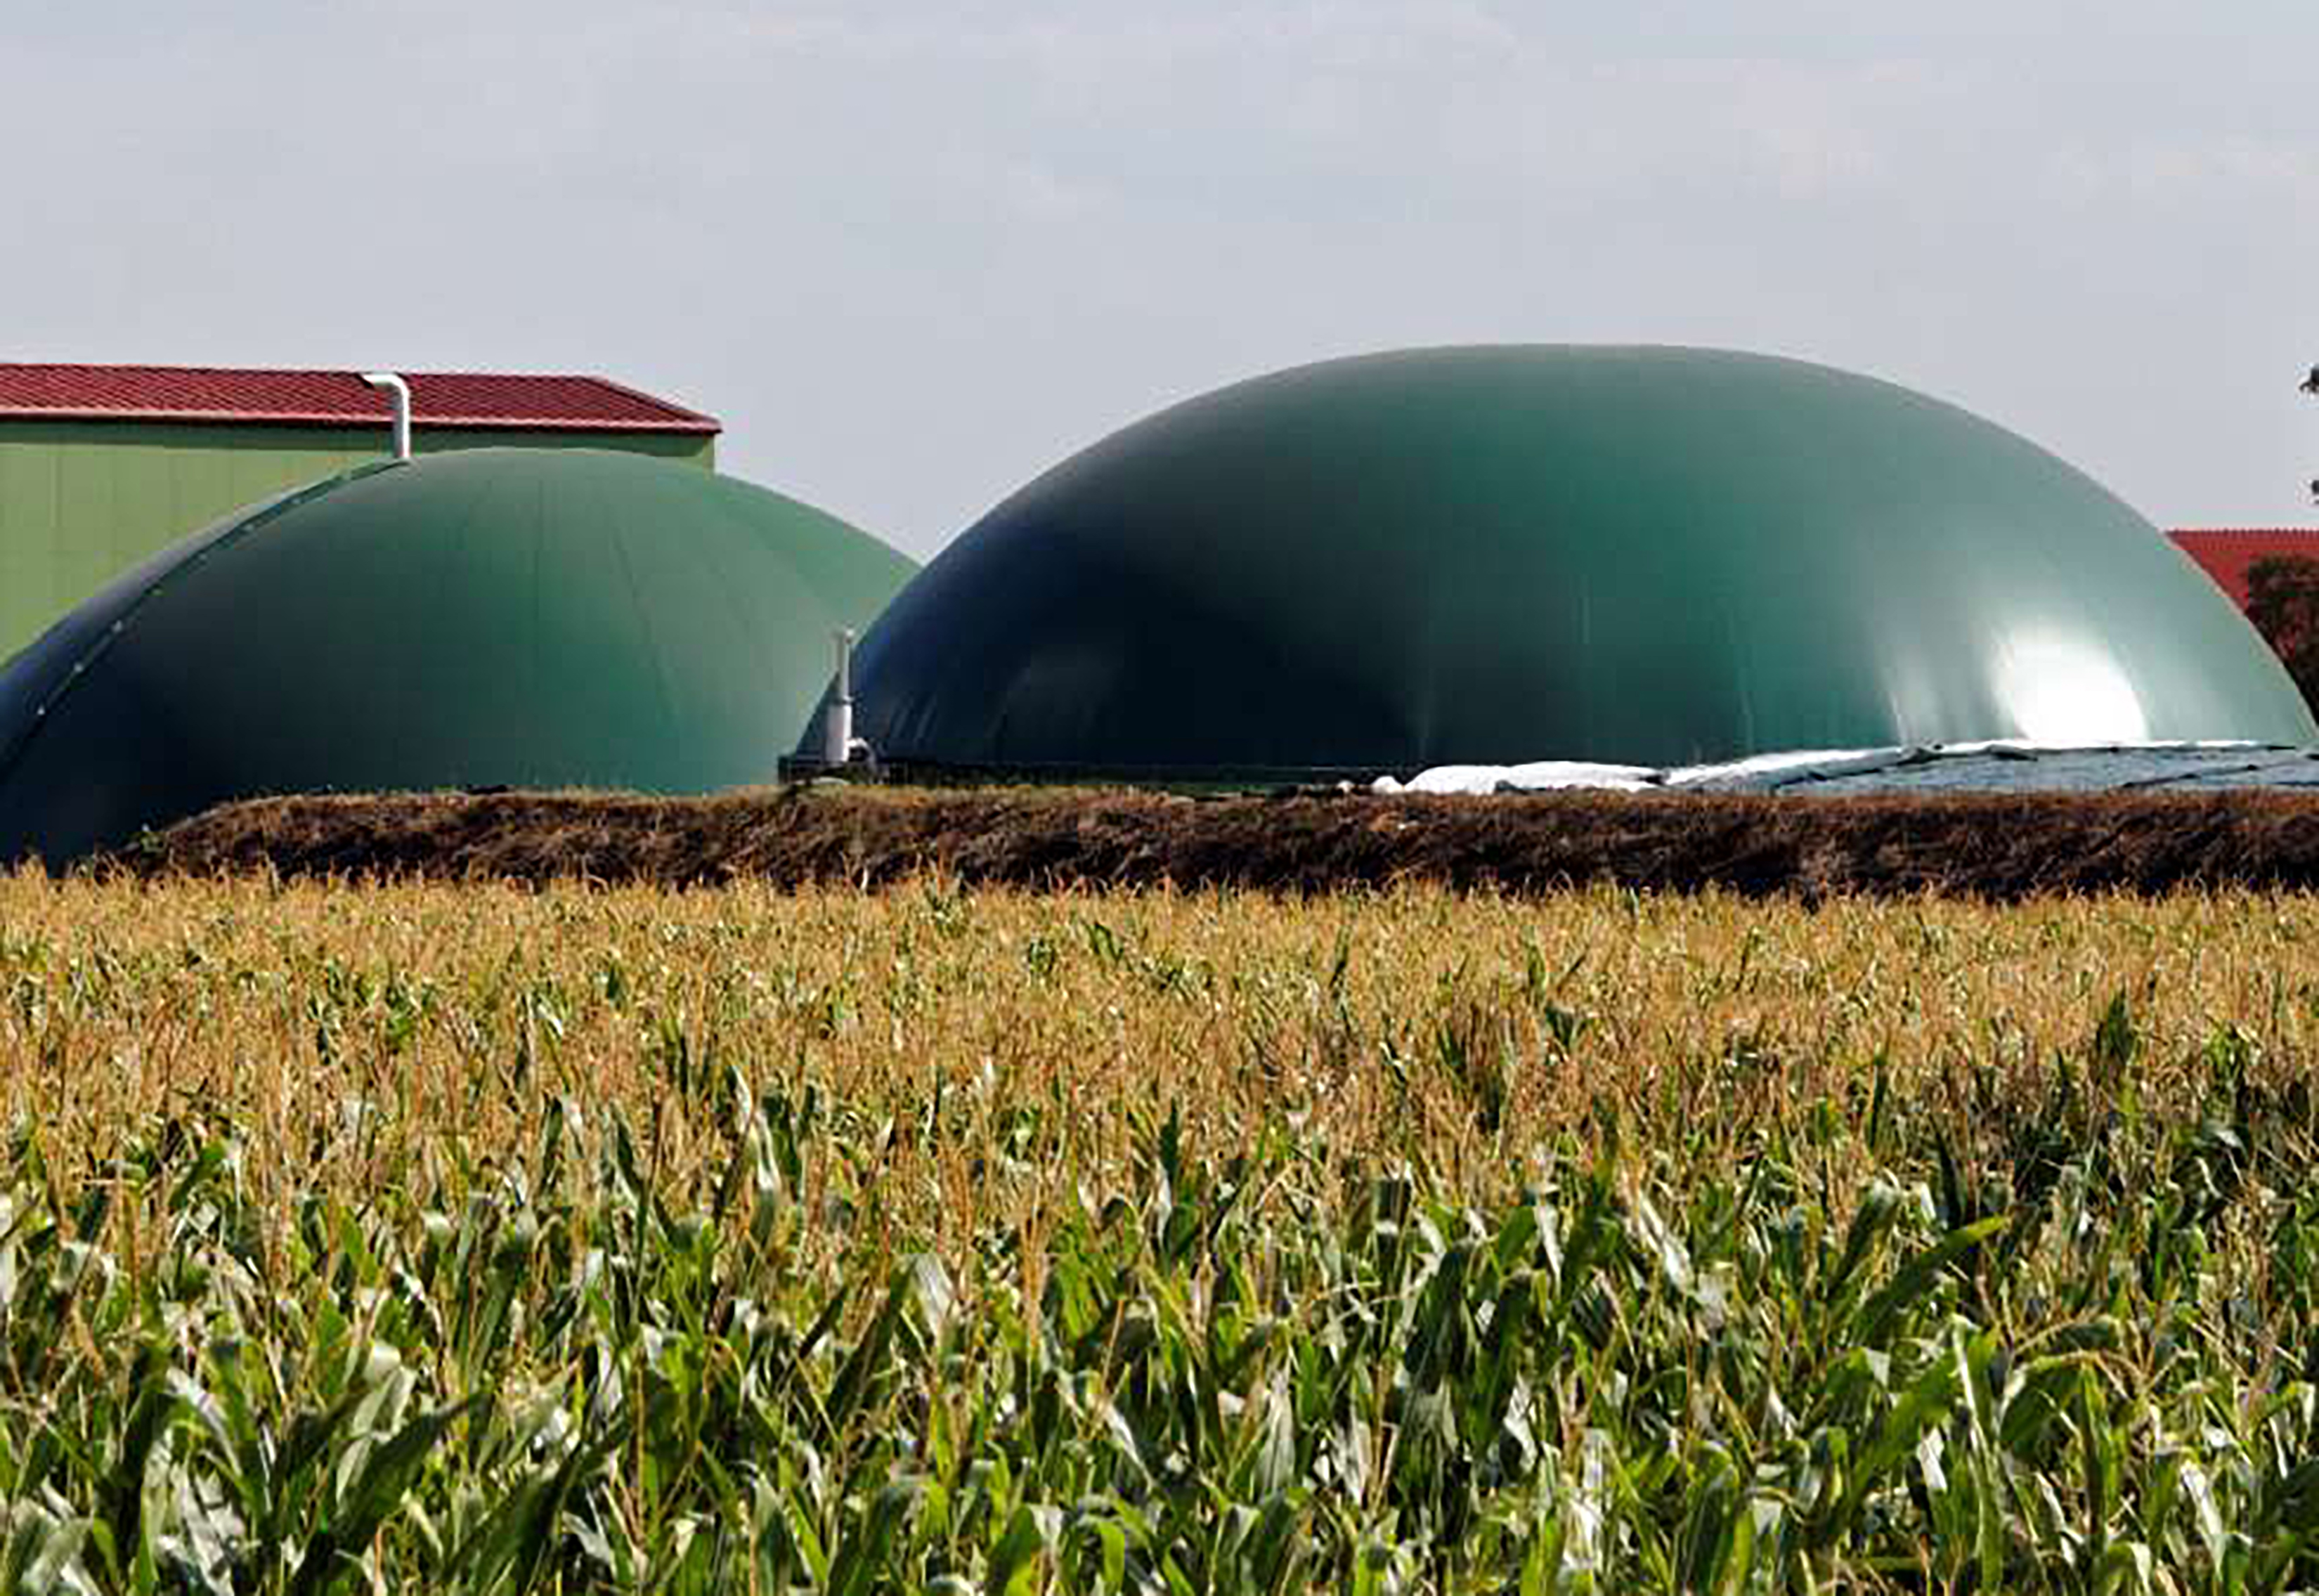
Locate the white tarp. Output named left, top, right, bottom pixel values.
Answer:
left=1370, top=741, right=2288, bottom=796
left=1375, top=760, right=1658, bottom=796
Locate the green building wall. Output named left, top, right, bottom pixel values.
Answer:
left=0, top=420, right=715, bottom=658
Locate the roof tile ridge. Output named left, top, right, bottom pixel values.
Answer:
left=401, top=368, right=575, bottom=379
left=580, top=372, right=723, bottom=429
left=0, top=359, right=343, bottom=376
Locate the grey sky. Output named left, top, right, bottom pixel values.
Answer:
left=8, top=1, right=2316, bottom=557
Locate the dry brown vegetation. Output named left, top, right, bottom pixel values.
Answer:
left=11, top=869, right=2317, bottom=1243
left=117, top=782, right=2319, bottom=900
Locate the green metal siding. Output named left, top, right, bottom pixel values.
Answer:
left=0, top=420, right=715, bottom=658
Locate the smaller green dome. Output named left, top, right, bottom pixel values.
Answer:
left=0, top=448, right=916, bottom=864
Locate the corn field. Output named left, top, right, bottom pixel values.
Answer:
left=3, top=869, right=2319, bottom=1592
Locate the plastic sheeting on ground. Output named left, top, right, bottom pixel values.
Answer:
left=1369, top=742, right=2319, bottom=796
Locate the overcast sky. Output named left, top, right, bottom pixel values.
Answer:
left=8, top=1, right=2317, bottom=557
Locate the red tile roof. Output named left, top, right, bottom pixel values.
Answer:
left=0, top=363, right=719, bottom=434
left=2169, top=528, right=2319, bottom=607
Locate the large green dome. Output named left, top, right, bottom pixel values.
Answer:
left=826, top=346, right=2314, bottom=779
left=0, top=448, right=915, bottom=864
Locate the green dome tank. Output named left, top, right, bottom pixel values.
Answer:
left=0, top=448, right=916, bottom=864
left=825, top=346, right=2315, bottom=779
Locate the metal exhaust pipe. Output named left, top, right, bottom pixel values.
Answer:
left=824, top=628, right=873, bottom=767
left=360, top=371, right=413, bottom=462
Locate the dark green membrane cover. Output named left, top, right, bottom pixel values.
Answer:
left=0, top=448, right=915, bottom=864
left=824, top=346, right=2314, bottom=779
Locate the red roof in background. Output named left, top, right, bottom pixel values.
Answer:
left=2169, top=528, right=2319, bottom=607
left=0, top=363, right=720, bottom=434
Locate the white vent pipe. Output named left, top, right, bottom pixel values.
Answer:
left=360, top=372, right=412, bottom=462
left=824, top=628, right=873, bottom=767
